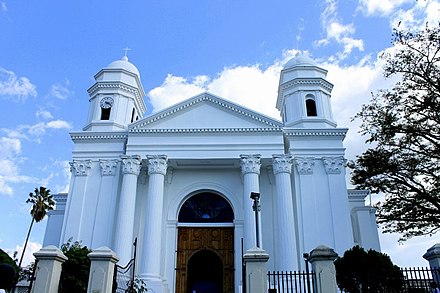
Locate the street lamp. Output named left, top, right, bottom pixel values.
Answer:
left=250, top=192, right=261, bottom=248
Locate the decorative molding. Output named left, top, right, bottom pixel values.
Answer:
left=130, top=93, right=283, bottom=131
left=322, top=156, right=346, bottom=174
left=121, top=155, right=142, bottom=176
left=272, top=154, right=293, bottom=174
left=239, top=154, right=261, bottom=175
left=130, top=127, right=282, bottom=134
left=293, top=157, right=315, bottom=175
left=284, top=129, right=347, bottom=137
left=147, top=155, right=168, bottom=176
left=99, top=159, right=118, bottom=176
left=280, top=78, right=333, bottom=93
left=70, top=160, right=92, bottom=176
left=166, top=167, right=174, bottom=184
left=70, top=132, right=128, bottom=141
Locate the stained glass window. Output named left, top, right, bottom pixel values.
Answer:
left=178, top=192, right=234, bottom=223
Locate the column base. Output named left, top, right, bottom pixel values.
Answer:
left=139, top=274, right=169, bottom=293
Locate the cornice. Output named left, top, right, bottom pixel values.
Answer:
left=129, top=127, right=282, bottom=134
left=70, top=131, right=128, bottom=141
left=87, top=81, right=147, bottom=113
left=130, top=93, right=283, bottom=131
left=284, top=128, right=347, bottom=138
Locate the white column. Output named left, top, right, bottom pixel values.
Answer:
left=273, top=154, right=298, bottom=271
left=240, top=154, right=261, bottom=250
left=113, top=155, right=141, bottom=266
left=141, top=155, right=168, bottom=281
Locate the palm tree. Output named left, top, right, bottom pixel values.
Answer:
left=18, top=186, right=55, bottom=269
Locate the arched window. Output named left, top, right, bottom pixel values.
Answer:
left=178, top=192, right=234, bottom=223
left=306, top=97, right=317, bottom=117
left=101, top=108, right=111, bottom=120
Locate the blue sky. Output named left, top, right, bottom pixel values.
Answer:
left=0, top=0, right=439, bottom=267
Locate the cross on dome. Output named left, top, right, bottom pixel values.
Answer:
left=122, top=47, right=131, bottom=61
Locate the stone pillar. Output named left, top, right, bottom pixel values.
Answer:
left=87, top=246, right=119, bottom=293
left=308, top=245, right=338, bottom=293
left=141, top=155, right=168, bottom=283
left=243, top=247, right=269, bottom=293
left=114, top=155, right=141, bottom=265
left=423, top=244, right=440, bottom=286
left=31, top=246, right=67, bottom=293
left=240, top=154, right=261, bottom=250
left=272, top=154, right=298, bottom=270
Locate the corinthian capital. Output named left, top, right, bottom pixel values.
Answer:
left=272, top=154, right=293, bottom=174
left=293, top=157, right=315, bottom=175
left=99, top=159, right=118, bottom=176
left=121, top=155, right=142, bottom=176
left=240, top=154, right=261, bottom=175
left=322, top=156, right=346, bottom=174
left=147, top=155, right=168, bottom=176
left=70, top=160, right=92, bottom=176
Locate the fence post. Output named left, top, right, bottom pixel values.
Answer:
left=87, top=246, right=119, bottom=293
left=243, top=247, right=269, bottom=293
left=423, top=243, right=440, bottom=286
left=308, top=245, right=338, bottom=293
left=31, top=245, right=67, bottom=293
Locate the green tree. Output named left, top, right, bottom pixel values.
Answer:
left=59, top=240, right=91, bottom=293
left=0, top=249, right=19, bottom=292
left=18, top=186, right=55, bottom=269
left=335, top=246, right=403, bottom=293
left=348, top=25, right=440, bottom=240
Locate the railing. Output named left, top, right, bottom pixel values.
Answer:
left=401, top=267, right=440, bottom=292
left=337, top=267, right=440, bottom=293
left=267, top=270, right=315, bottom=293
left=112, top=238, right=138, bottom=293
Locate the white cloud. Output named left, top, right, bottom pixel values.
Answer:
left=49, top=82, right=72, bottom=100
left=26, top=120, right=72, bottom=137
left=0, top=136, right=20, bottom=158
left=316, top=0, right=364, bottom=60
left=0, top=67, right=37, bottom=101
left=358, top=0, right=413, bottom=17
left=13, top=241, right=42, bottom=267
left=390, top=0, right=440, bottom=31
left=47, top=119, right=71, bottom=129
left=1, top=2, right=7, bottom=13
left=36, top=110, right=54, bottom=120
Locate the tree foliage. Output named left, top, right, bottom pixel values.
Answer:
left=335, top=246, right=403, bottom=293
left=18, top=186, right=55, bottom=268
left=0, top=249, right=19, bottom=291
left=59, top=240, right=91, bottom=293
left=348, top=24, right=440, bottom=240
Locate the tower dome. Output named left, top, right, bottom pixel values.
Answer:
left=283, top=54, right=317, bottom=69
left=107, top=56, right=140, bottom=76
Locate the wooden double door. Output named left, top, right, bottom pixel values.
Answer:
left=175, top=227, right=235, bottom=293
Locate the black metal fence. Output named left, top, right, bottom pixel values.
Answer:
left=400, top=267, right=440, bottom=292
left=113, top=258, right=135, bottom=293
left=267, top=270, right=315, bottom=293
left=112, top=238, right=138, bottom=293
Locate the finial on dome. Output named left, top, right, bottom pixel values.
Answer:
left=122, top=47, right=131, bottom=61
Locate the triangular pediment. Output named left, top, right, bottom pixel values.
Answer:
left=129, top=92, right=282, bottom=133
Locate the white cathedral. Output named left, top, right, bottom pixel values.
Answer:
left=43, top=55, right=380, bottom=293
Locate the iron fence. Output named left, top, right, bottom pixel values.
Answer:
left=267, top=270, right=315, bottom=293
left=112, top=238, right=138, bottom=293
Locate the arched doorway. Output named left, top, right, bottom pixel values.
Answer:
left=187, top=250, right=223, bottom=293
left=175, top=192, right=235, bottom=293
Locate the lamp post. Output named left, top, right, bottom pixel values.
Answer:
left=250, top=192, right=261, bottom=248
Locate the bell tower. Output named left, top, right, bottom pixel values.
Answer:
left=84, top=56, right=147, bottom=131
left=276, top=55, right=336, bottom=129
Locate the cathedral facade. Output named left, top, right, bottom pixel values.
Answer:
left=43, top=55, right=380, bottom=293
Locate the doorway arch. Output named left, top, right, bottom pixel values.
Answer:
left=187, top=250, right=223, bottom=293
left=175, top=191, right=235, bottom=293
